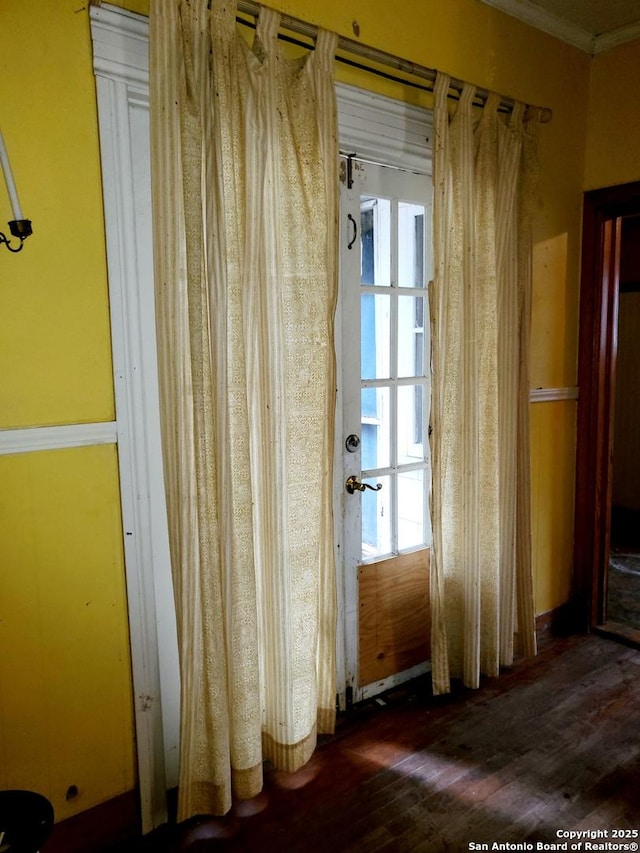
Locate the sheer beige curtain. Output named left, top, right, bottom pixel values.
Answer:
left=150, top=0, right=338, bottom=821
left=430, top=73, right=539, bottom=695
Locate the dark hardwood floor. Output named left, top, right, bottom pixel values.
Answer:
left=98, top=633, right=640, bottom=852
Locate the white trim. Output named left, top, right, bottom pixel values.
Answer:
left=0, top=422, right=117, bottom=456
left=360, top=661, right=432, bottom=701
left=91, top=4, right=181, bottom=835
left=337, top=83, right=432, bottom=175
left=479, top=0, right=594, bottom=52
left=529, top=386, right=579, bottom=403
left=337, top=166, right=361, bottom=710
left=593, top=21, right=640, bottom=54
left=91, top=4, right=149, bottom=87
left=480, top=0, right=640, bottom=54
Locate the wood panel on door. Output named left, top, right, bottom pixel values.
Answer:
left=359, top=548, right=430, bottom=686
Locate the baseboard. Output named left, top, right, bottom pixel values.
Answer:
left=536, top=601, right=579, bottom=641
left=43, top=790, right=139, bottom=853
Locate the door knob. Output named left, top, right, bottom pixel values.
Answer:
left=346, top=475, right=383, bottom=495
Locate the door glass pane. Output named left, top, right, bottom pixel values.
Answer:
left=397, top=384, right=425, bottom=464
left=361, top=197, right=391, bottom=287
left=397, top=203, right=425, bottom=288
left=361, top=386, right=390, bottom=470
left=362, top=475, right=391, bottom=559
left=361, top=294, right=390, bottom=380
left=398, top=469, right=424, bottom=551
left=398, top=295, right=425, bottom=378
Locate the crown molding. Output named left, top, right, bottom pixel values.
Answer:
left=480, top=0, right=594, bottom=51
left=481, top=0, right=640, bottom=54
left=593, top=20, right=640, bottom=54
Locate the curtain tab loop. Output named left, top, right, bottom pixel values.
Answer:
left=484, top=91, right=501, bottom=116
left=211, top=0, right=238, bottom=36
left=459, top=82, right=476, bottom=113
left=314, top=28, right=338, bottom=71
left=256, top=6, right=281, bottom=51
left=510, top=100, right=525, bottom=127
left=434, top=73, right=450, bottom=104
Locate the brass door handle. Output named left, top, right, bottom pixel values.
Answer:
left=346, top=475, right=383, bottom=495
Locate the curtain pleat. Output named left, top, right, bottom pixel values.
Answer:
left=515, top=110, right=540, bottom=661
left=150, top=0, right=338, bottom=821
left=430, top=73, right=539, bottom=695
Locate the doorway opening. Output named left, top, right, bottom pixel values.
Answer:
left=338, top=157, right=433, bottom=705
left=573, top=180, right=640, bottom=645
left=606, top=214, right=640, bottom=634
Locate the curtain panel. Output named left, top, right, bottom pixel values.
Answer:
left=430, top=73, right=539, bottom=695
left=150, top=0, right=339, bottom=820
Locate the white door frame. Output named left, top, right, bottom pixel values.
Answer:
left=90, top=4, right=179, bottom=834
left=90, top=2, right=434, bottom=829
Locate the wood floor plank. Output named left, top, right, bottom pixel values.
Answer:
left=104, top=634, right=640, bottom=853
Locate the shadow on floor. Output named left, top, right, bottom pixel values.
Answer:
left=103, top=634, right=640, bottom=853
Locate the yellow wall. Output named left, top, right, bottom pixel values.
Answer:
left=0, top=0, right=134, bottom=822
left=0, top=0, right=594, bottom=828
left=585, top=38, right=640, bottom=191
left=0, top=446, right=135, bottom=822
left=530, top=402, right=576, bottom=612
left=0, top=2, right=115, bottom=428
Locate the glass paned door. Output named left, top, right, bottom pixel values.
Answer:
left=339, top=158, right=433, bottom=702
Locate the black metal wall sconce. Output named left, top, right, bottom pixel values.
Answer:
left=0, top=131, right=32, bottom=253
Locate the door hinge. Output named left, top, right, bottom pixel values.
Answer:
left=340, top=154, right=357, bottom=189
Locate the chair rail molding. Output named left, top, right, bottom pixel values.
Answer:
left=529, top=386, right=579, bottom=403
left=0, top=422, right=117, bottom=455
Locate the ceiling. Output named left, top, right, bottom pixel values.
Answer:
left=479, top=0, right=640, bottom=53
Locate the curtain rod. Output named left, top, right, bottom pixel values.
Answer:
left=236, top=0, right=552, bottom=124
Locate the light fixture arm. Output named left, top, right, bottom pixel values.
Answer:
left=0, top=218, right=32, bottom=253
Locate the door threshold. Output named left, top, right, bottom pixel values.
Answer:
left=594, top=620, right=640, bottom=650
left=358, top=661, right=432, bottom=702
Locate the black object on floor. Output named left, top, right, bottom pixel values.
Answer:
left=0, top=790, right=54, bottom=853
